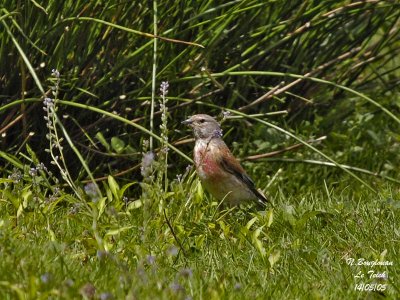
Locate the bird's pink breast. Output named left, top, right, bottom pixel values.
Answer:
left=192, top=138, right=258, bottom=206
left=194, top=144, right=225, bottom=180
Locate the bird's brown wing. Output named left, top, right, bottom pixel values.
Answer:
left=219, top=153, right=271, bottom=207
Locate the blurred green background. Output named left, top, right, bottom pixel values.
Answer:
left=1, top=0, right=399, bottom=191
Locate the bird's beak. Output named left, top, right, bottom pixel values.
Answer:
left=182, top=118, right=193, bottom=125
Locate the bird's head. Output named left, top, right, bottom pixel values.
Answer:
left=182, top=114, right=222, bottom=140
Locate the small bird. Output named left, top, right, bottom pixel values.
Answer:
left=182, top=114, right=270, bottom=207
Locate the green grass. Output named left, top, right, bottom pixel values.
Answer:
left=1, top=0, right=400, bottom=298
left=0, top=169, right=399, bottom=299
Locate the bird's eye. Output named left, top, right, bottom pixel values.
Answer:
left=199, top=119, right=205, bottom=123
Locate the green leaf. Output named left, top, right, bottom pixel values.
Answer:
left=111, top=137, right=126, bottom=154
left=3, top=189, right=19, bottom=209
left=95, top=132, right=110, bottom=151
left=195, top=234, right=205, bottom=248
left=295, top=210, right=321, bottom=230
left=266, top=209, right=274, bottom=227
left=22, top=187, right=32, bottom=209
left=246, top=216, right=258, bottom=230
left=282, top=205, right=297, bottom=227
left=127, top=200, right=143, bottom=210
left=47, top=226, right=56, bottom=242
left=0, top=151, right=23, bottom=169
left=268, top=250, right=281, bottom=268
left=0, top=179, right=13, bottom=184
left=119, top=182, right=137, bottom=199
left=26, top=144, right=39, bottom=165
left=97, top=197, right=107, bottom=220
left=296, top=210, right=334, bottom=230
left=252, top=226, right=266, bottom=257
left=105, top=184, right=113, bottom=202
left=195, top=180, right=204, bottom=202
left=108, top=175, right=120, bottom=201
left=105, top=226, right=133, bottom=236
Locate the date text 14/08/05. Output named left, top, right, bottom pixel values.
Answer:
left=354, top=283, right=387, bottom=292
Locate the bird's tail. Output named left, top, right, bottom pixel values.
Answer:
left=253, top=188, right=273, bottom=208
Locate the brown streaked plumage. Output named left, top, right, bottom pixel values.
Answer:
left=182, top=114, right=270, bottom=207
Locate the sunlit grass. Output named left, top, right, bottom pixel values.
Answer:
left=0, top=172, right=399, bottom=298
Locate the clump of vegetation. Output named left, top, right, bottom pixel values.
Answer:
left=0, top=1, right=399, bottom=298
